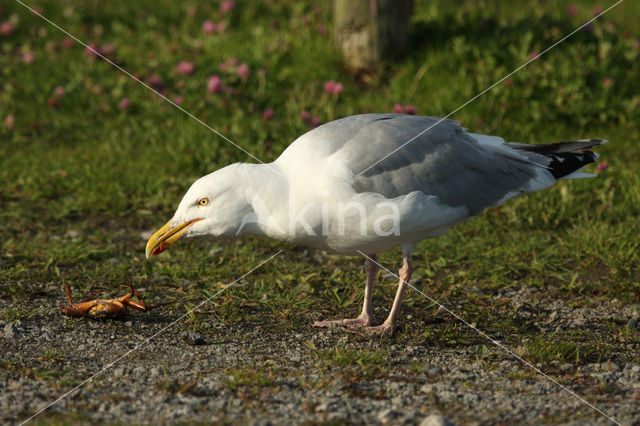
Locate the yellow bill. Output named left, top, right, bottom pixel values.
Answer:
left=145, top=218, right=202, bottom=258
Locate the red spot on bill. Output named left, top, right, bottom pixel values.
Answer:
left=152, top=242, right=167, bottom=256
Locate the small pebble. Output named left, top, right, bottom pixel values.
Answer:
left=425, top=365, right=444, bottom=375
left=208, top=246, right=223, bottom=256
left=4, top=323, right=22, bottom=339
left=377, top=408, right=394, bottom=422
left=314, top=403, right=327, bottom=412
left=420, top=412, right=448, bottom=426
left=561, top=363, right=574, bottom=372
left=66, top=229, right=80, bottom=239
left=8, top=380, right=22, bottom=391
left=420, top=384, right=435, bottom=394
left=182, top=330, right=205, bottom=345
left=149, top=367, right=164, bottom=378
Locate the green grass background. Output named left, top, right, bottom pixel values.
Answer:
left=1, top=0, right=639, bottom=359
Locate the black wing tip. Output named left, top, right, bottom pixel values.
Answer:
left=546, top=151, right=598, bottom=179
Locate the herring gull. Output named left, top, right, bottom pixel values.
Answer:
left=145, top=114, right=606, bottom=335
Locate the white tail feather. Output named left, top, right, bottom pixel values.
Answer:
left=560, top=171, right=597, bottom=180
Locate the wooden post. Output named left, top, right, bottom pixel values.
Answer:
left=333, top=0, right=414, bottom=73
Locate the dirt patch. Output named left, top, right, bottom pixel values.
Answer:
left=1, top=284, right=639, bottom=424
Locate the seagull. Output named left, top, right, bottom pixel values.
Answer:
left=145, top=114, right=606, bottom=335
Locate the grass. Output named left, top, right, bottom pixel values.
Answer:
left=309, top=344, right=388, bottom=369
left=38, top=348, right=66, bottom=363
left=1, top=0, right=639, bottom=379
left=524, top=334, right=596, bottom=364
left=224, top=365, right=277, bottom=390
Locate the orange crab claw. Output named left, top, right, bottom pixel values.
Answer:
left=59, top=302, right=86, bottom=317
left=63, top=279, right=74, bottom=305
left=117, top=283, right=147, bottom=311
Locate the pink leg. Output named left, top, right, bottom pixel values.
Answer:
left=313, top=254, right=378, bottom=329
left=361, top=256, right=412, bottom=336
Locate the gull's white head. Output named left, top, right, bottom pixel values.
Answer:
left=145, top=164, right=252, bottom=258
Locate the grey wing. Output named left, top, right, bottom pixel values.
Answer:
left=330, top=114, right=550, bottom=214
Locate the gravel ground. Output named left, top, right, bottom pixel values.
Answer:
left=1, top=285, right=639, bottom=425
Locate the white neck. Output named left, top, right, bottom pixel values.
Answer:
left=231, top=163, right=291, bottom=240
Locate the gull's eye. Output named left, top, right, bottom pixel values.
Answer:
left=197, top=197, right=210, bottom=207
